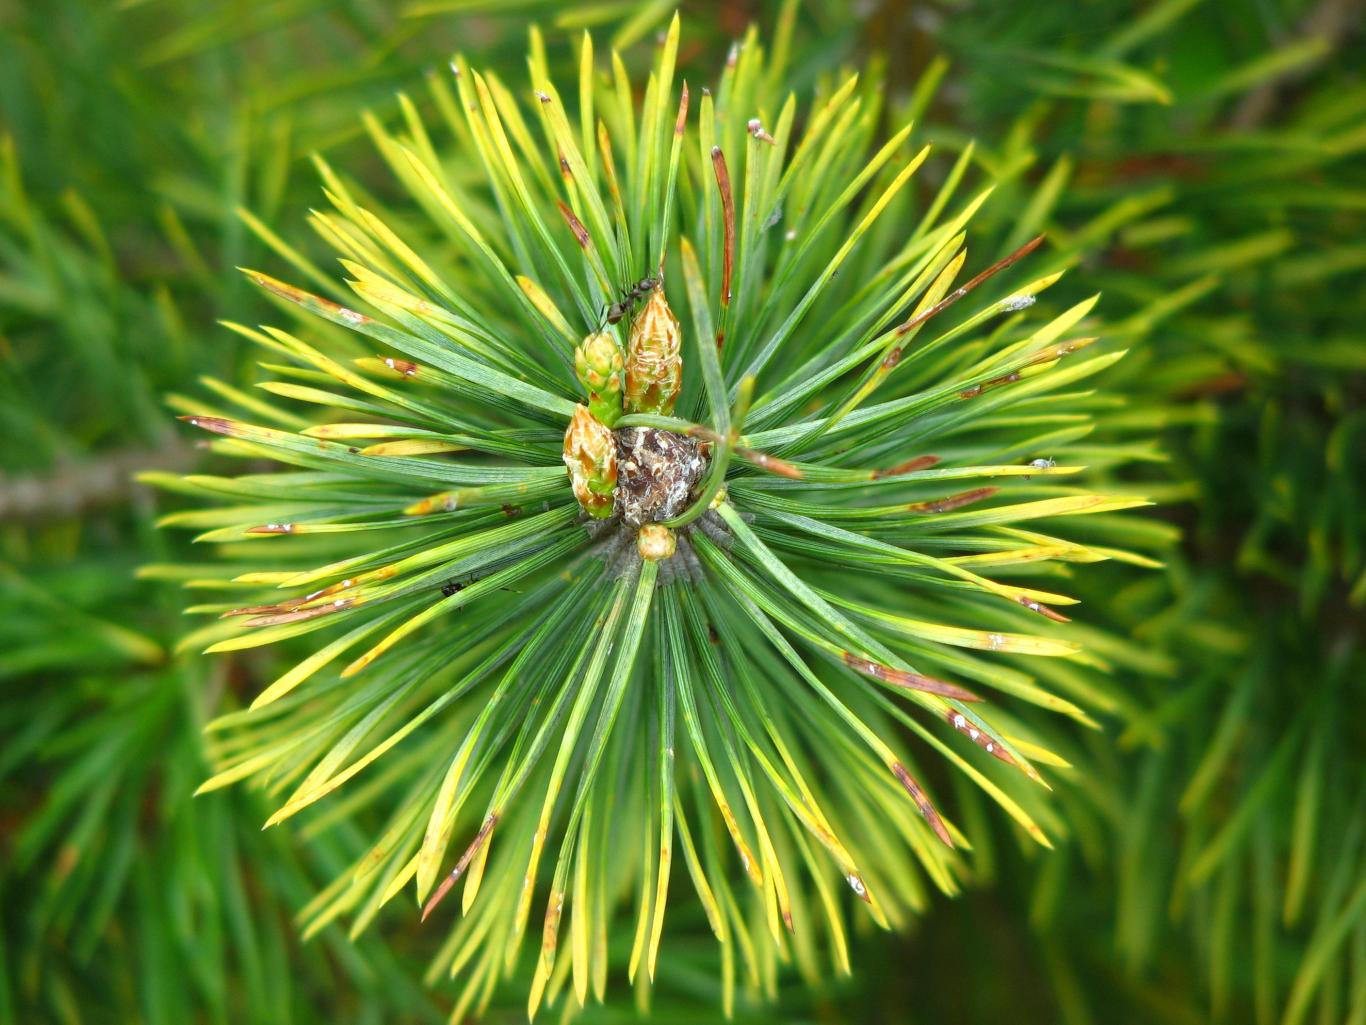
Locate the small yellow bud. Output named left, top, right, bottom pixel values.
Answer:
left=562, top=404, right=617, bottom=518
left=637, top=523, right=677, bottom=562
left=624, top=289, right=682, bottom=416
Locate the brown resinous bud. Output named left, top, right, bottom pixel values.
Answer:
left=574, top=331, right=624, bottom=427
left=624, top=289, right=682, bottom=416
left=562, top=404, right=617, bottom=518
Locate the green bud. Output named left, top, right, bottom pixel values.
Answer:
left=562, top=404, right=618, bottom=518
left=574, top=331, right=624, bottom=427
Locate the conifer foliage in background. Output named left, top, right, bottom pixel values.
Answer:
left=0, top=101, right=442, bottom=1025
left=154, top=15, right=1157, bottom=1017
left=875, top=2, right=1365, bottom=1021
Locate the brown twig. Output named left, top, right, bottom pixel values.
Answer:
left=0, top=443, right=194, bottom=521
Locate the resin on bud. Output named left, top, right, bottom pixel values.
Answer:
left=574, top=331, right=624, bottom=427
left=562, top=404, right=617, bottom=518
left=637, top=523, right=676, bottom=562
left=624, top=289, right=682, bottom=416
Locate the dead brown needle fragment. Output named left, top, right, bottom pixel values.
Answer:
left=842, top=652, right=981, bottom=701
left=421, top=814, right=497, bottom=922
left=895, top=234, right=1046, bottom=340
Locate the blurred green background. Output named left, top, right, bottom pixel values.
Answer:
left=1, top=1, right=1361, bottom=1023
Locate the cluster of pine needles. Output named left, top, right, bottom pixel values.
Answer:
left=0, top=2, right=1361, bottom=1024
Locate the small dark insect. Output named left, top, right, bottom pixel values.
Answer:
left=441, top=574, right=515, bottom=599
left=599, top=275, right=659, bottom=328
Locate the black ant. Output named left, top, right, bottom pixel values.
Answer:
left=439, top=574, right=519, bottom=599
left=598, top=275, right=659, bottom=329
